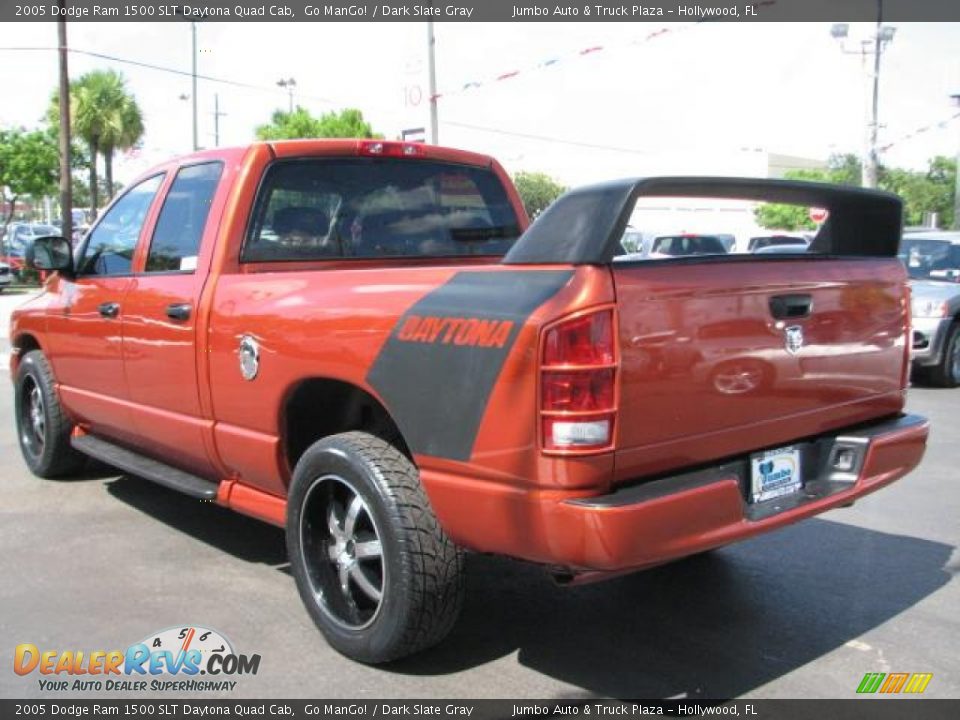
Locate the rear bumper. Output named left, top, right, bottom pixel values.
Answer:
left=422, top=414, right=929, bottom=572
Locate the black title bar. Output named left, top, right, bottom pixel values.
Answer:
left=1, top=700, right=959, bottom=720
left=3, top=0, right=960, bottom=22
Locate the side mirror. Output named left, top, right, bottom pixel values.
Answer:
left=27, top=236, right=74, bottom=275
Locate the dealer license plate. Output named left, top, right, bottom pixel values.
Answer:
left=750, top=445, right=802, bottom=503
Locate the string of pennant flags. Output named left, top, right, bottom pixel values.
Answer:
left=878, top=111, right=960, bottom=154
left=430, top=1, right=779, bottom=102
left=430, top=25, right=687, bottom=102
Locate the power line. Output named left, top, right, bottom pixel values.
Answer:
left=878, top=111, right=960, bottom=154
left=444, top=120, right=654, bottom=155
left=0, top=46, right=334, bottom=105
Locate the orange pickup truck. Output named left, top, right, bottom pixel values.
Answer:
left=10, top=140, right=928, bottom=663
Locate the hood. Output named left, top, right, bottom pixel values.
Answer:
left=910, top=279, right=960, bottom=302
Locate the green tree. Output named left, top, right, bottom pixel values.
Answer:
left=511, top=171, right=567, bottom=219
left=100, top=89, right=144, bottom=198
left=755, top=154, right=863, bottom=230
left=255, top=107, right=379, bottom=140
left=48, top=69, right=143, bottom=218
left=880, top=156, right=956, bottom=228
left=0, top=127, right=60, bottom=253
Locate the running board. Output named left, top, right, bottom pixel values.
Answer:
left=71, top=434, right=219, bottom=500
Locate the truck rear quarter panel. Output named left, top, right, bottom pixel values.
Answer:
left=204, top=263, right=615, bottom=499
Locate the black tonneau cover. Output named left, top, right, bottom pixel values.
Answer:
left=502, top=177, right=903, bottom=265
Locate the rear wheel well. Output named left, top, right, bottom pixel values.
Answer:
left=282, top=379, right=411, bottom=476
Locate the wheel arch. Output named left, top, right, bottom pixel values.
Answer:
left=279, top=377, right=412, bottom=482
left=11, top=332, right=43, bottom=374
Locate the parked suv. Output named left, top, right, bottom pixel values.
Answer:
left=900, top=231, right=960, bottom=386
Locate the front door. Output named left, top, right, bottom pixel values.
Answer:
left=47, top=174, right=165, bottom=445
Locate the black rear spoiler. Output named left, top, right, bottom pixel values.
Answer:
left=502, top=177, right=903, bottom=265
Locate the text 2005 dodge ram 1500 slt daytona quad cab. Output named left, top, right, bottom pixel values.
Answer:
left=10, top=140, right=929, bottom=663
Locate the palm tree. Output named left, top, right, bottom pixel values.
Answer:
left=48, top=69, right=143, bottom=219
left=101, top=90, right=144, bottom=198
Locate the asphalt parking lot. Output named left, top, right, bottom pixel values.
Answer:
left=1, top=289, right=957, bottom=700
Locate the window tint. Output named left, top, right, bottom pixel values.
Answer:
left=146, top=162, right=223, bottom=272
left=652, top=235, right=727, bottom=256
left=77, top=174, right=163, bottom=276
left=243, top=158, right=521, bottom=262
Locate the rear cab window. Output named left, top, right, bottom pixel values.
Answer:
left=242, top=158, right=522, bottom=262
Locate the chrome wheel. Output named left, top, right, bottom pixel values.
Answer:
left=300, top=474, right=385, bottom=630
left=20, top=376, right=46, bottom=456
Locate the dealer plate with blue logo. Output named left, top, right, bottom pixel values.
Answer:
left=750, top=445, right=802, bottom=503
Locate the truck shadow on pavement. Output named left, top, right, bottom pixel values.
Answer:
left=104, top=475, right=952, bottom=699
left=106, top=475, right=288, bottom=566
left=391, top=519, right=954, bottom=699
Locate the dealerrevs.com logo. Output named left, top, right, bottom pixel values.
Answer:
left=14, top=626, right=261, bottom=693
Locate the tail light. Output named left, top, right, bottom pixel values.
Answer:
left=540, top=309, right=617, bottom=452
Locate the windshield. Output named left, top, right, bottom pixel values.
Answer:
left=243, top=158, right=522, bottom=261
left=899, top=238, right=960, bottom=281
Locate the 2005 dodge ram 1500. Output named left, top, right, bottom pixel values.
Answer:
left=10, top=140, right=929, bottom=663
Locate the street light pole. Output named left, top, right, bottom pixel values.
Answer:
left=427, top=20, right=438, bottom=144
left=865, top=1, right=884, bottom=189
left=191, top=21, right=198, bottom=151
left=830, top=3, right=895, bottom=190
left=276, top=78, right=296, bottom=113
left=56, top=0, right=72, bottom=240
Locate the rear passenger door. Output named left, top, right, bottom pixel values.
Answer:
left=121, top=161, right=225, bottom=478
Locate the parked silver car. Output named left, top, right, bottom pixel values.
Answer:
left=900, top=231, right=960, bottom=387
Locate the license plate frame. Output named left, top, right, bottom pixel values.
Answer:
left=750, top=445, right=802, bottom=503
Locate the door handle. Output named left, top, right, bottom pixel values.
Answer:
left=98, top=302, right=120, bottom=319
left=166, top=303, right=192, bottom=321
left=769, top=294, right=813, bottom=319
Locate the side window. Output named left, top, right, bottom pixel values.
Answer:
left=77, top=174, right=163, bottom=276
left=146, top=162, right=224, bottom=273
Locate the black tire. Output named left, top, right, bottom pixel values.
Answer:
left=928, top=322, right=960, bottom=388
left=14, top=350, right=86, bottom=478
left=286, top=431, right=464, bottom=663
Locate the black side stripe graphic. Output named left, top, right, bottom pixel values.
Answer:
left=366, top=270, right=574, bottom=461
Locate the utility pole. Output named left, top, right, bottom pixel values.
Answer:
left=57, top=0, right=72, bottom=241
left=830, top=3, right=895, bottom=189
left=865, top=1, right=884, bottom=189
left=427, top=20, right=438, bottom=144
left=191, top=21, right=198, bottom=151
left=212, top=93, right=226, bottom=147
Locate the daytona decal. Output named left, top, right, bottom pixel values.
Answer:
left=366, top=270, right=573, bottom=461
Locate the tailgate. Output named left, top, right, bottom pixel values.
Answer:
left=503, top=176, right=908, bottom=484
left=611, top=257, right=908, bottom=482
